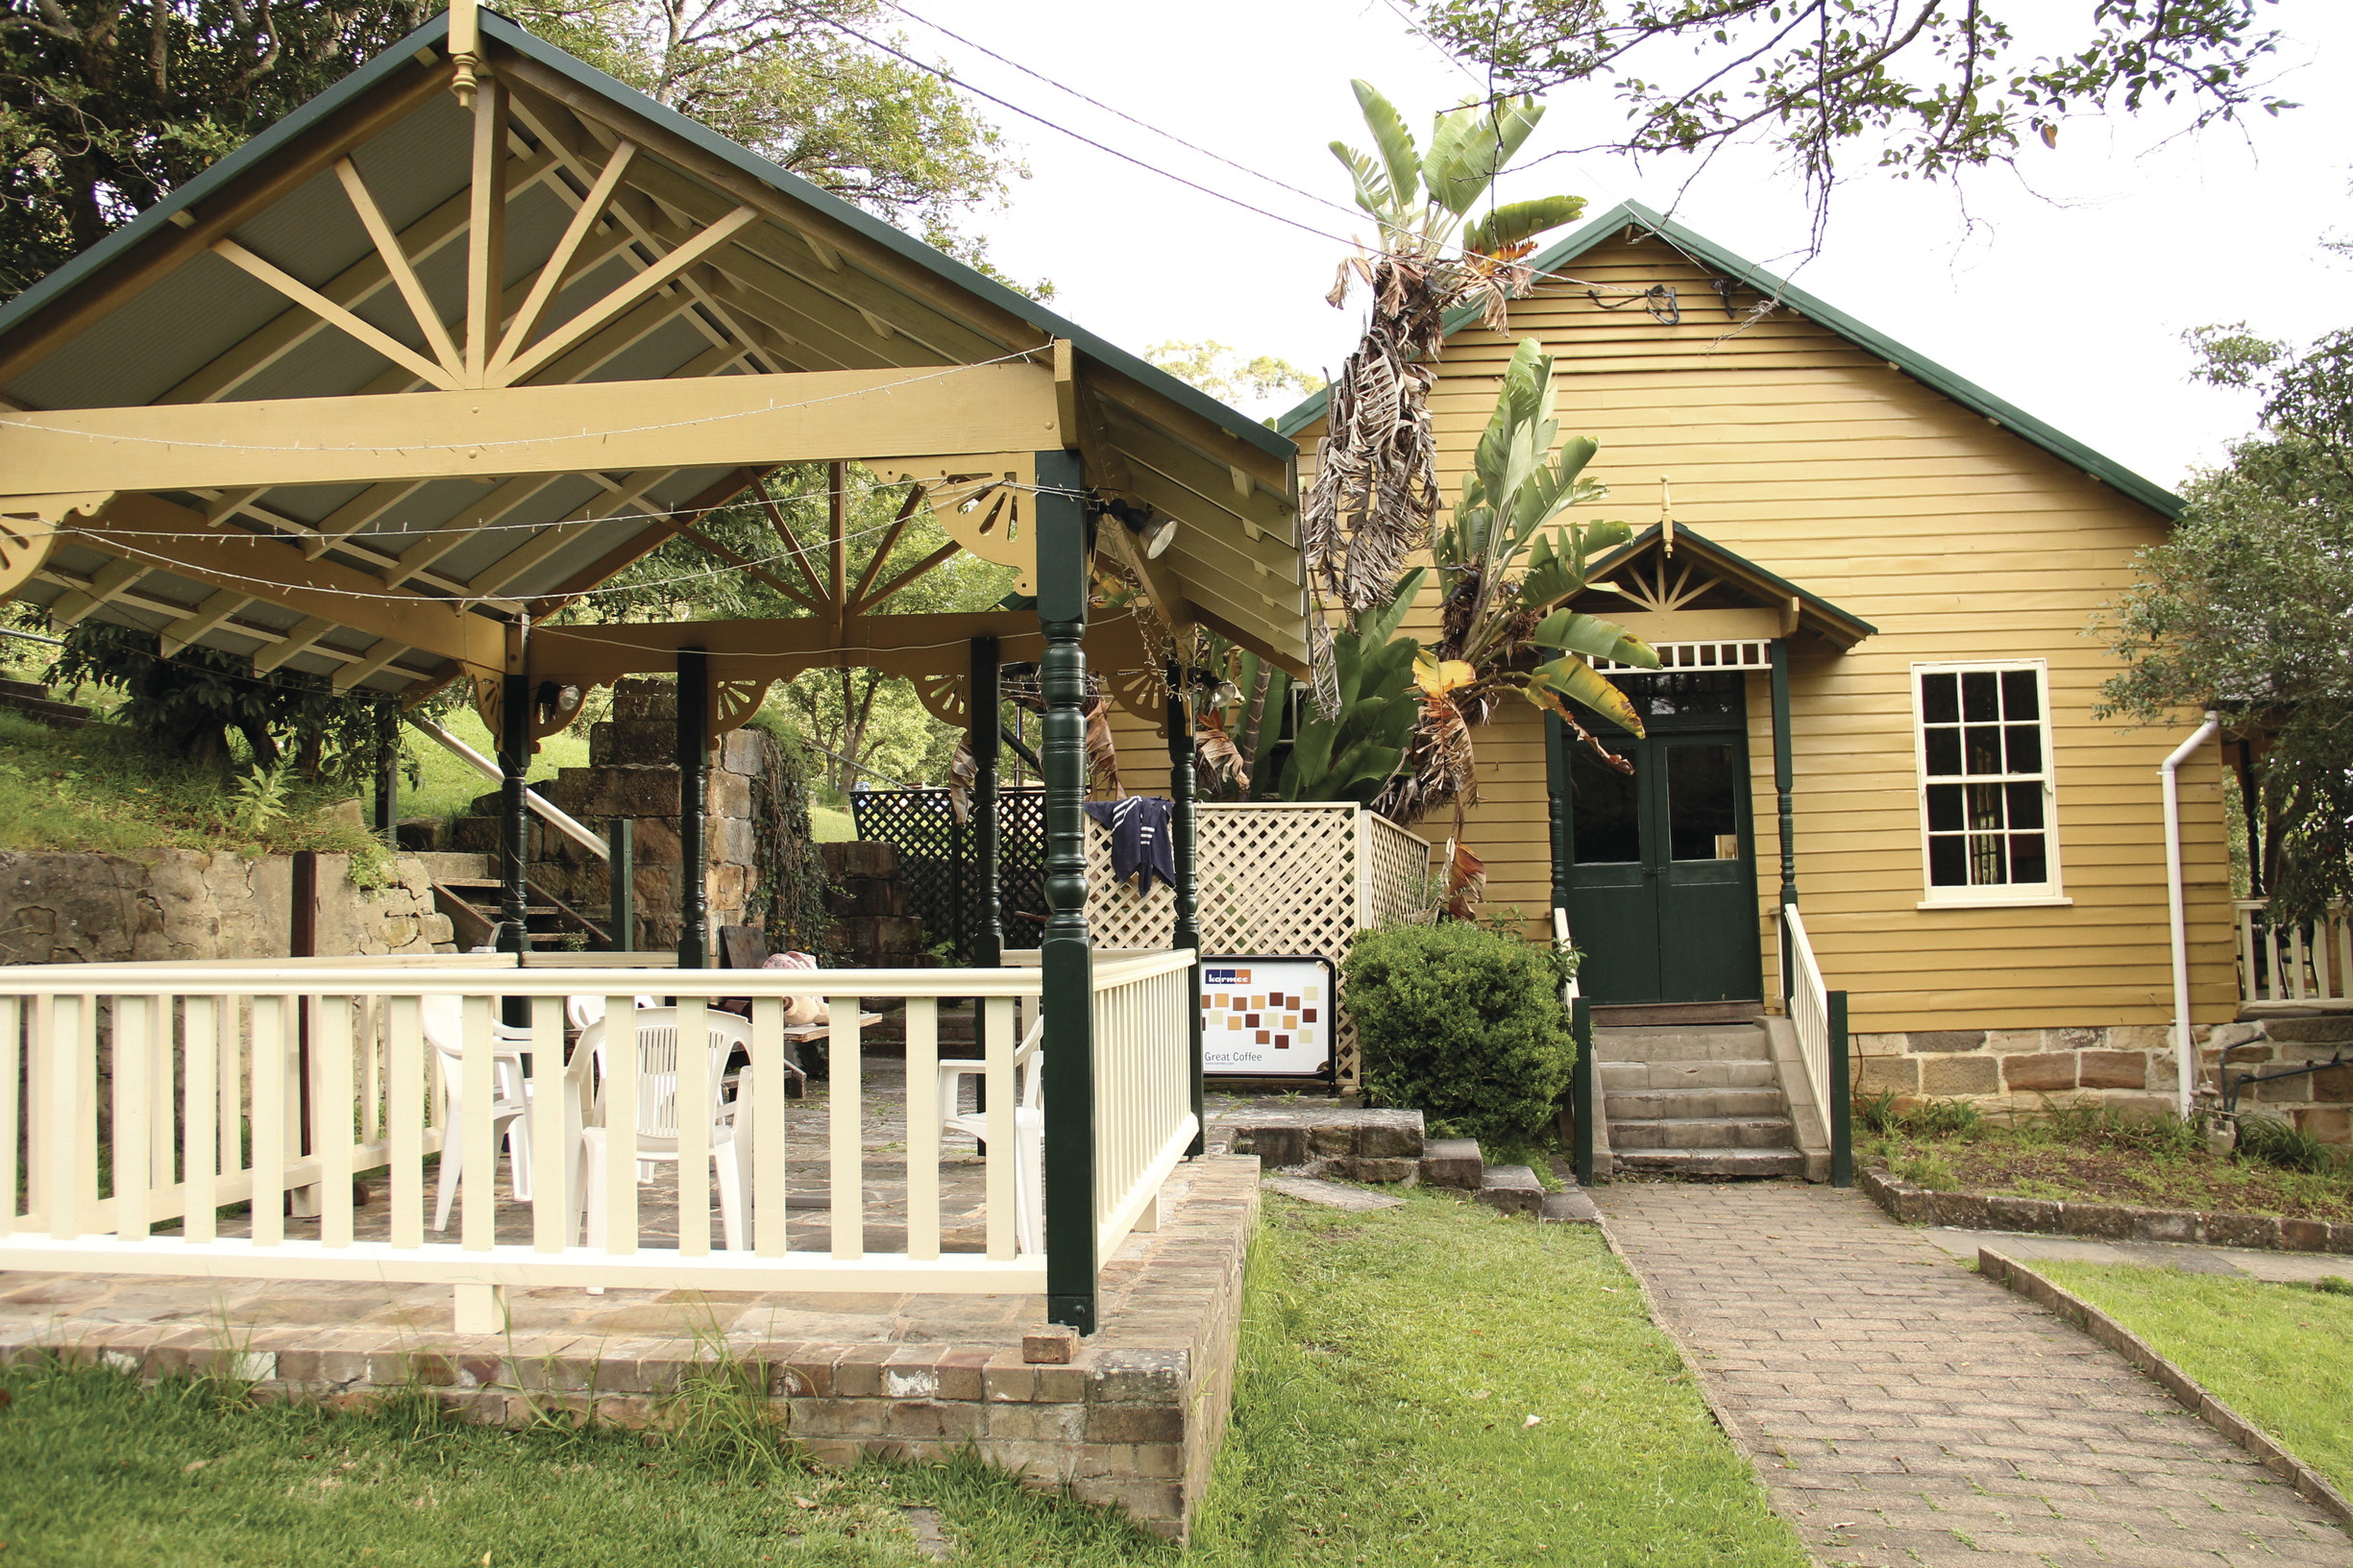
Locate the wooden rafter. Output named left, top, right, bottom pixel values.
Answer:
left=494, top=207, right=755, bottom=386
left=333, top=158, right=466, bottom=383
left=464, top=79, right=509, bottom=381
left=210, top=238, right=461, bottom=392
left=488, top=139, right=637, bottom=381
left=527, top=465, right=771, bottom=613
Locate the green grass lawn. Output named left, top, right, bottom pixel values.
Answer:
left=2033, top=1262, right=2353, bottom=1498
left=400, top=708, right=590, bottom=823
left=0, top=1192, right=1803, bottom=1566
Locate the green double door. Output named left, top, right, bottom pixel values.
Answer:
left=1559, top=674, right=1761, bottom=1006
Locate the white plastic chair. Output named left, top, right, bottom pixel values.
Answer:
left=576, top=1007, right=754, bottom=1250
left=565, top=992, right=656, bottom=1033
left=418, top=994, right=535, bottom=1233
left=942, top=1016, right=1045, bottom=1254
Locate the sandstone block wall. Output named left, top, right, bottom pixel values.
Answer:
left=0, top=848, right=453, bottom=965
left=1852, top=1017, right=2353, bottom=1143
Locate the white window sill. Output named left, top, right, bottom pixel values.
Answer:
left=1915, top=895, right=2073, bottom=911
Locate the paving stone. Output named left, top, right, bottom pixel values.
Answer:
left=1594, top=1182, right=2353, bottom=1567
left=1259, top=1175, right=1406, bottom=1212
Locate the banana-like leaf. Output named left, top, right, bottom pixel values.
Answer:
left=1329, top=143, right=1396, bottom=223
left=1465, top=194, right=1587, bottom=255
left=1528, top=655, right=1647, bottom=736
left=1284, top=716, right=1339, bottom=796
left=1483, top=95, right=1547, bottom=171
left=1350, top=81, right=1421, bottom=212
left=1360, top=567, right=1427, bottom=648
left=1329, top=739, right=1406, bottom=796
left=1531, top=610, right=1659, bottom=668
left=1422, top=105, right=1496, bottom=216
left=1516, top=531, right=1583, bottom=613
left=1581, top=519, right=1632, bottom=552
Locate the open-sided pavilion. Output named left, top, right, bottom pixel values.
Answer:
left=0, top=2, right=1312, bottom=1351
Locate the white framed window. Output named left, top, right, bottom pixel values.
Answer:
left=1911, top=660, right=2064, bottom=906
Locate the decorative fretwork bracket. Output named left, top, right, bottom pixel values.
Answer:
left=864, top=453, right=1039, bottom=595
left=0, top=492, right=112, bottom=602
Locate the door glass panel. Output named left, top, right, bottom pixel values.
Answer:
left=1666, top=744, right=1740, bottom=861
left=1645, top=673, right=1744, bottom=721
left=1571, top=745, right=1640, bottom=864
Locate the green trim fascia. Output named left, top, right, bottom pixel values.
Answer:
left=1272, top=198, right=2181, bottom=521
left=0, top=11, right=1295, bottom=466
left=1590, top=522, right=1878, bottom=647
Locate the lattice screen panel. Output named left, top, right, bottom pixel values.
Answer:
left=1086, top=803, right=1432, bottom=1086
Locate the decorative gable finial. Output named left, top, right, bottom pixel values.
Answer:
left=1659, top=476, right=1675, bottom=557
left=449, top=0, right=484, bottom=108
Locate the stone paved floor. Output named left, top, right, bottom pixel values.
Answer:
left=1594, top=1182, right=2353, bottom=1568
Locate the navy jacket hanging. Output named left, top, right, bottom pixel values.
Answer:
left=1083, top=797, right=1178, bottom=895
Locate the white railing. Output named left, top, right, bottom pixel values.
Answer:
left=0, top=951, right=1192, bottom=1330
left=1089, top=950, right=1198, bottom=1260
left=2237, top=898, right=2353, bottom=1005
left=1782, top=903, right=1832, bottom=1119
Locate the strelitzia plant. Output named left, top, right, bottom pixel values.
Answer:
left=1304, top=81, right=1588, bottom=630
left=1378, top=337, right=1659, bottom=828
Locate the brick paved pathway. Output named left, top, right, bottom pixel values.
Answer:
left=1594, top=1182, right=2353, bottom=1568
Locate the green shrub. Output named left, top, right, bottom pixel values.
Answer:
left=1343, top=920, right=1575, bottom=1142
left=2237, top=1114, right=2341, bottom=1175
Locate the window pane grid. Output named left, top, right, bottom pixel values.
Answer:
left=1918, top=665, right=2054, bottom=894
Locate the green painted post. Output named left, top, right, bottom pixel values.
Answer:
left=970, top=635, right=1001, bottom=970
left=372, top=701, right=400, bottom=850
left=1168, top=663, right=1204, bottom=1156
left=1770, top=638, right=1797, bottom=1000
left=606, top=818, right=634, bottom=953
left=1828, top=989, right=1852, bottom=1188
left=676, top=647, right=710, bottom=969
left=1034, top=449, right=1097, bottom=1335
left=1545, top=712, right=1593, bottom=1181
left=497, top=666, right=531, bottom=958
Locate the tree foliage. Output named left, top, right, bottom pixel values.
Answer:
left=0, top=1, right=433, bottom=298
left=507, top=0, right=1028, bottom=279
left=1419, top=0, right=2293, bottom=219
left=2101, top=326, right=2353, bottom=924
left=1143, top=340, right=1324, bottom=409
left=1, top=0, right=1025, bottom=303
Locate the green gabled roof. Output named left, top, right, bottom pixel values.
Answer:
left=1584, top=522, right=1878, bottom=649
left=0, top=7, right=1293, bottom=466
left=1275, top=199, right=2182, bottom=520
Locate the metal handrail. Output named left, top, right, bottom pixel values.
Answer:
left=1782, top=903, right=1851, bottom=1187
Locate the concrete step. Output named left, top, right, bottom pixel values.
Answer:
left=1590, top=1024, right=1770, bottom=1063
left=1611, top=1147, right=1808, bottom=1179
left=413, top=851, right=492, bottom=881
left=1606, top=1115, right=1795, bottom=1151
left=1599, top=1059, right=1778, bottom=1091
left=1476, top=1164, right=1545, bottom=1217
left=1605, top=1087, right=1785, bottom=1120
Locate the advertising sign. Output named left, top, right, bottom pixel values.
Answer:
left=1199, top=955, right=1336, bottom=1083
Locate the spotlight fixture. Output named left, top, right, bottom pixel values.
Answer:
left=1104, top=499, right=1179, bottom=560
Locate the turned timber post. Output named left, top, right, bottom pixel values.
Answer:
left=1034, top=449, right=1097, bottom=1334
left=676, top=646, right=710, bottom=969
left=1770, top=637, right=1797, bottom=1000
left=496, top=619, right=531, bottom=957
left=1168, top=663, right=1204, bottom=1156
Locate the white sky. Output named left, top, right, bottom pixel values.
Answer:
left=899, top=0, right=2352, bottom=491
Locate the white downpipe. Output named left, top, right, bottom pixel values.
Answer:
left=2162, top=712, right=2222, bottom=1118
left=407, top=716, right=609, bottom=861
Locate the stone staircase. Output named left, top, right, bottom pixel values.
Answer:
left=0, top=676, right=88, bottom=728
left=1598, top=1021, right=1807, bottom=1178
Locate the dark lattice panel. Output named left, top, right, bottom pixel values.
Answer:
left=849, top=788, right=1046, bottom=963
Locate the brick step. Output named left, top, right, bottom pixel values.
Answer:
left=1607, top=1115, right=1795, bottom=1151
left=1590, top=1024, right=1770, bottom=1063
left=1611, top=1147, right=1808, bottom=1179
left=1605, top=1087, right=1785, bottom=1120
left=1600, top=1059, right=1778, bottom=1091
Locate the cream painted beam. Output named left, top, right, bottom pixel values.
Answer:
left=69, top=493, right=508, bottom=674
left=532, top=607, right=1157, bottom=689
left=0, top=366, right=1061, bottom=494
